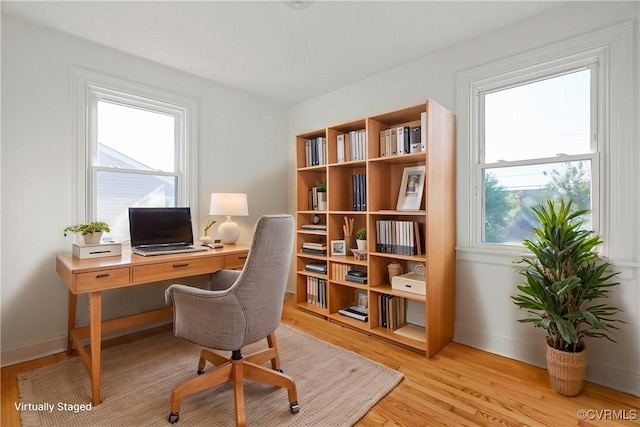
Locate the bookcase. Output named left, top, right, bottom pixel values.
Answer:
left=295, top=99, right=455, bottom=357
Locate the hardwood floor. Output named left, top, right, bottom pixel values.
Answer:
left=2, top=295, right=638, bottom=427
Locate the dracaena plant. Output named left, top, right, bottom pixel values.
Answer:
left=512, top=200, right=624, bottom=353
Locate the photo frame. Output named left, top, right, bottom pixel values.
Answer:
left=356, top=290, right=368, bottom=310
left=331, top=240, right=346, bottom=256
left=396, top=165, right=426, bottom=211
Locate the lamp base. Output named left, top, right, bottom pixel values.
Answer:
left=217, top=217, right=240, bottom=244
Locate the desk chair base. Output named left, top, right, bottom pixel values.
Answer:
left=168, top=333, right=299, bottom=426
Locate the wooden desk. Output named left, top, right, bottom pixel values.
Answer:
left=55, top=244, right=250, bottom=405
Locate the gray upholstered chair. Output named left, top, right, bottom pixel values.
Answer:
left=164, top=214, right=298, bottom=426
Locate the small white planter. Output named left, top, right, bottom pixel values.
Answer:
left=83, top=231, right=103, bottom=245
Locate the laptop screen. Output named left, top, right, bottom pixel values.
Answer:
left=129, top=207, right=195, bottom=247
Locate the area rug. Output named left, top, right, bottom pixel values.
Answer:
left=18, top=324, right=403, bottom=426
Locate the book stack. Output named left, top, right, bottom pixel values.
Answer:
left=331, top=263, right=352, bottom=281
left=379, top=113, right=427, bottom=157
left=338, top=306, right=368, bottom=322
left=301, top=241, right=327, bottom=255
left=308, top=186, right=326, bottom=211
left=345, top=269, right=367, bottom=284
left=352, top=174, right=366, bottom=211
left=305, top=262, right=327, bottom=275
left=348, top=129, right=367, bottom=161
left=304, top=137, right=327, bottom=167
left=378, top=294, right=406, bottom=329
left=307, top=276, right=327, bottom=308
left=375, top=220, right=423, bottom=255
left=301, top=224, right=327, bottom=232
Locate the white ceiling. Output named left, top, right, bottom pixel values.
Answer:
left=3, top=1, right=565, bottom=106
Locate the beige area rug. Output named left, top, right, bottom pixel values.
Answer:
left=18, top=324, right=403, bottom=426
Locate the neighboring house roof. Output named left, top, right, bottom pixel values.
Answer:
left=97, top=143, right=177, bottom=241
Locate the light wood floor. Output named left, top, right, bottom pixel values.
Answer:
left=2, top=295, right=639, bottom=427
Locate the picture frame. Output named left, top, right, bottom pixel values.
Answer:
left=396, top=165, right=426, bottom=211
left=356, top=290, right=368, bottom=310
left=331, top=240, right=346, bottom=256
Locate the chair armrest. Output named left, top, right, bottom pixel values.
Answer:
left=208, top=269, right=241, bottom=291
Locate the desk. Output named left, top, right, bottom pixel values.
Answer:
left=55, top=244, right=250, bottom=405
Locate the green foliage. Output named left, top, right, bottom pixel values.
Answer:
left=484, top=172, right=515, bottom=242
left=544, top=161, right=591, bottom=211
left=511, top=200, right=624, bottom=352
left=315, top=181, right=327, bottom=192
left=63, top=222, right=111, bottom=236
left=355, top=228, right=366, bottom=240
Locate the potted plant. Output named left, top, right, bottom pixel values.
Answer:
left=355, top=227, right=367, bottom=250
left=511, top=200, right=624, bottom=396
left=63, top=221, right=111, bottom=245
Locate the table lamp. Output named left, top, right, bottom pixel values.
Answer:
left=209, top=193, right=249, bottom=244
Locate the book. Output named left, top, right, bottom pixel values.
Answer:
left=305, top=262, right=327, bottom=274
left=301, top=224, right=327, bottom=231
left=345, top=275, right=367, bottom=284
left=337, top=134, right=345, bottom=163
left=397, top=126, right=410, bottom=155
left=338, top=306, right=368, bottom=322
left=301, top=248, right=327, bottom=255
left=390, top=127, right=397, bottom=156
left=409, top=126, right=421, bottom=153
left=420, top=112, right=427, bottom=152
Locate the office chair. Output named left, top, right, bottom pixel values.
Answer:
left=164, top=214, right=298, bottom=426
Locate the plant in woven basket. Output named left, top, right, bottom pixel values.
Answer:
left=511, top=200, right=624, bottom=394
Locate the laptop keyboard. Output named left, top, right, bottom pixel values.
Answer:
left=133, top=245, right=208, bottom=256
left=136, top=245, right=195, bottom=253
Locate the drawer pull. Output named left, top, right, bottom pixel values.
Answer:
left=173, top=263, right=189, bottom=268
left=96, top=274, right=110, bottom=279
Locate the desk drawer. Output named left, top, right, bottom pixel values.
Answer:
left=132, top=257, right=223, bottom=284
left=76, top=268, right=131, bottom=292
left=224, top=253, right=248, bottom=270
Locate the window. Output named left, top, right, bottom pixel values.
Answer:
left=73, top=69, right=198, bottom=242
left=454, top=35, right=614, bottom=251
left=479, top=67, right=598, bottom=244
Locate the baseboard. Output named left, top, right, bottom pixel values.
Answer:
left=1, top=319, right=172, bottom=368
left=454, top=325, right=640, bottom=397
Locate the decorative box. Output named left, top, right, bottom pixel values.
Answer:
left=391, top=272, right=426, bottom=296
left=72, top=242, right=122, bottom=259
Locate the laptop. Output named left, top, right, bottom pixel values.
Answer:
left=129, top=207, right=208, bottom=256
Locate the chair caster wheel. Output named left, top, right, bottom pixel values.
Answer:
left=290, top=402, right=300, bottom=414
left=168, top=412, right=179, bottom=423
left=197, top=369, right=204, bottom=375
left=277, top=368, right=284, bottom=373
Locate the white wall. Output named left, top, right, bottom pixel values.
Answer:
left=288, top=1, right=639, bottom=395
left=1, top=13, right=288, bottom=364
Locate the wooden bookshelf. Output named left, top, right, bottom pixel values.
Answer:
left=295, top=99, right=456, bottom=357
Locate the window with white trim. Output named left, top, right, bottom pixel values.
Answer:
left=73, top=69, right=198, bottom=242
left=458, top=40, right=608, bottom=249
left=478, top=65, right=599, bottom=245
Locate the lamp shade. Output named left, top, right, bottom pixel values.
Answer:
left=209, top=193, right=249, bottom=216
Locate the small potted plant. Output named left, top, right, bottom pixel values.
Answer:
left=355, top=227, right=367, bottom=250
left=199, top=219, right=216, bottom=244
left=512, top=200, right=624, bottom=396
left=63, top=222, right=111, bottom=245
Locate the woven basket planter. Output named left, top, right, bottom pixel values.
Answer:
left=546, top=339, right=587, bottom=396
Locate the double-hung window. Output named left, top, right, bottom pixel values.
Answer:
left=73, top=69, right=198, bottom=242
left=458, top=40, right=611, bottom=250
left=479, top=65, right=598, bottom=245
